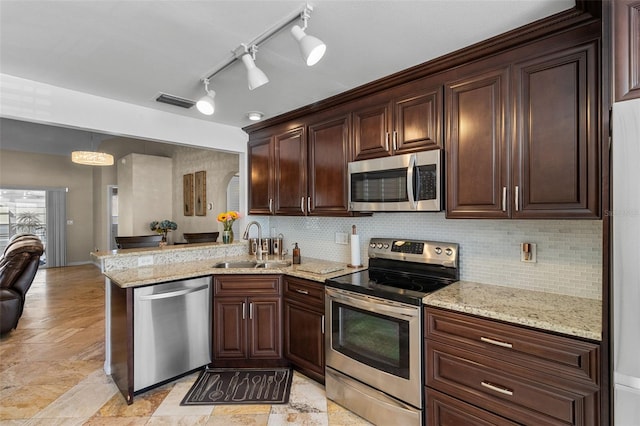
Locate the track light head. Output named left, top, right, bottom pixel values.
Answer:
left=291, top=24, right=326, bottom=66
left=196, top=79, right=215, bottom=115
left=241, top=47, right=269, bottom=90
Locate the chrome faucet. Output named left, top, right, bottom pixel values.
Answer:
left=242, top=221, right=263, bottom=261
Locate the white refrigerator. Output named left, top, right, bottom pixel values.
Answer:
left=612, top=98, right=640, bottom=425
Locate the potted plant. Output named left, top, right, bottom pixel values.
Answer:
left=149, top=220, right=177, bottom=243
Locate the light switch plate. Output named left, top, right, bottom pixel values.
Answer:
left=335, top=232, right=349, bottom=245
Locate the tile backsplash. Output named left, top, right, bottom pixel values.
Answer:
left=262, top=213, right=602, bottom=300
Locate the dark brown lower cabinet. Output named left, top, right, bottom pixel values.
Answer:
left=213, top=275, right=283, bottom=366
left=283, top=276, right=325, bottom=383
left=425, top=307, right=600, bottom=425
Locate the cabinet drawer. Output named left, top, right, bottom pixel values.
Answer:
left=425, top=307, right=599, bottom=384
left=426, top=340, right=599, bottom=426
left=427, top=388, right=518, bottom=426
left=214, top=275, right=281, bottom=296
left=283, top=276, right=324, bottom=308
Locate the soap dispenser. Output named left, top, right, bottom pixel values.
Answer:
left=292, top=243, right=301, bottom=264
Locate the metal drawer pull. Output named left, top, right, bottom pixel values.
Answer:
left=481, top=381, right=513, bottom=396
left=501, top=187, right=507, bottom=211
left=300, top=197, right=305, bottom=214
left=295, top=288, right=309, bottom=295
left=481, top=336, right=513, bottom=348
left=385, top=132, right=390, bottom=151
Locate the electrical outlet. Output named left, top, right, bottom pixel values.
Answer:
left=138, top=255, right=154, bottom=267
left=520, top=243, right=537, bottom=263
left=335, top=232, right=349, bottom=245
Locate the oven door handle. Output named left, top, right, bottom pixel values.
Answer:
left=326, top=288, right=419, bottom=319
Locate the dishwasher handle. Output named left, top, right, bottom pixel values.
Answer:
left=138, top=284, right=209, bottom=301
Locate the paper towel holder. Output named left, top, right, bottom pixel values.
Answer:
left=348, top=225, right=363, bottom=268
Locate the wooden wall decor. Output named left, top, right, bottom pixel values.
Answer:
left=183, top=173, right=194, bottom=216
left=195, top=170, right=207, bottom=216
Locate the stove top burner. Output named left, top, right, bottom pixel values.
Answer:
left=325, top=238, right=459, bottom=305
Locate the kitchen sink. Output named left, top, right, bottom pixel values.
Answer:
left=213, top=260, right=259, bottom=268
left=212, top=260, right=292, bottom=269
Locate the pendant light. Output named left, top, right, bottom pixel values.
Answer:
left=71, top=132, right=114, bottom=166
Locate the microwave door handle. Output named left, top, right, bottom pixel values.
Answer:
left=407, top=154, right=417, bottom=209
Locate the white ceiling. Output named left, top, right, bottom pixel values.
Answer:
left=0, top=0, right=574, bottom=153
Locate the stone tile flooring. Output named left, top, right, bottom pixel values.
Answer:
left=0, top=265, right=372, bottom=425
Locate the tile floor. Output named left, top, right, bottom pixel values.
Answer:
left=0, top=264, right=373, bottom=425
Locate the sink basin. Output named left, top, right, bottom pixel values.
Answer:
left=256, top=261, right=292, bottom=269
left=212, top=260, right=292, bottom=269
left=213, top=260, right=259, bottom=268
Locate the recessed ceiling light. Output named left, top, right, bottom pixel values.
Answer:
left=247, top=111, right=264, bottom=121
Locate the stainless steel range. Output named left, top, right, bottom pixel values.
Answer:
left=325, top=238, right=459, bottom=426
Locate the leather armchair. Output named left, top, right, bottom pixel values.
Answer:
left=0, top=234, right=44, bottom=334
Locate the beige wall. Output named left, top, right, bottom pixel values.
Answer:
left=172, top=147, right=240, bottom=242
left=0, top=149, right=94, bottom=264
left=117, top=153, right=173, bottom=238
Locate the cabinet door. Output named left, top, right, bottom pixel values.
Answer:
left=284, top=298, right=324, bottom=382
left=446, top=67, right=510, bottom=218
left=213, top=297, right=247, bottom=360
left=274, top=127, right=307, bottom=215
left=248, top=296, right=282, bottom=359
left=393, top=86, right=443, bottom=154
left=248, top=136, right=274, bottom=215
left=307, top=114, right=351, bottom=215
left=513, top=41, right=599, bottom=218
left=613, top=0, right=640, bottom=102
left=353, top=101, right=392, bottom=160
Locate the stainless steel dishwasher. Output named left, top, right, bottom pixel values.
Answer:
left=133, top=276, right=211, bottom=392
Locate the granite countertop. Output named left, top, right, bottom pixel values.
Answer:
left=104, top=254, right=363, bottom=288
left=424, top=281, right=602, bottom=341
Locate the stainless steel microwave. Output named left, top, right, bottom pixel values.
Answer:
left=348, top=150, right=442, bottom=212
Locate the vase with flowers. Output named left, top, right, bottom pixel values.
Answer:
left=217, top=211, right=239, bottom=244
left=150, top=220, right=178, bottom=243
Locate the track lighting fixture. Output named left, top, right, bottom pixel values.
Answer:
left=290, top=6, right=326, bottom=66
left=196, top=79, right=215, bottom=115
left=197, top=3, right=326, bottom=117
left=241, top=44, right=269, bottom=90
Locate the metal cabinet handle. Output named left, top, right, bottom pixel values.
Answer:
left=249, top=302, right=253, bottom=320
left=393, top=131, right=398, bottom=151
left=307, top=197, right=311, bottom=214
left=268, top=198, right=273, bottom=214
left=242, top=302, right=246, bottom=320
left=295, top=288, right=309, bottom=295
left=321, top=314, right=325, bottom=334
left=480, top=336, right=513, bottom=349
left=481, top=381, right=513, bottom=396
left=300, top=197, right=305, bottom=214
left=385, top=132, right=390, bottom=151
left=514, top=185, right=519, bottom=211
left=502, top=187, right=507, bottom=211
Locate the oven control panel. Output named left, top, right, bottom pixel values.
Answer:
left=368, top=238, right=458, bottom=267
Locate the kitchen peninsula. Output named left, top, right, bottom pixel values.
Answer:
left=92, top=241, right=362, bottom=404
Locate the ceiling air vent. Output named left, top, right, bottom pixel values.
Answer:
left=155, top=93, right=196, bottom=109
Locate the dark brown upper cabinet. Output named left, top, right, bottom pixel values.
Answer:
left=247, top=135, right=274, bottom=215
left=512, top=39, right=599, bottom=218
left=447, top=26, right=601, bottom=219
left=273, top=127, right=306, bottom=215
left=446, top=67, right=510, bottom=219
left=613, top=0, right=640, bottom=102
left=247, top=112, right=353, bottom=217
left=353, top=81, right=443, bottom=160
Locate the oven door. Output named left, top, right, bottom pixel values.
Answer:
left=325, top=287, right=422, bottom=408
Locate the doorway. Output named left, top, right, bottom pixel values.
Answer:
left=0, top=187, right=67, bottom=267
